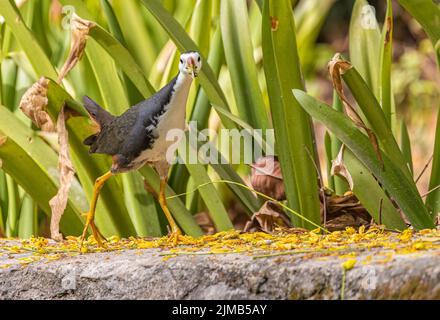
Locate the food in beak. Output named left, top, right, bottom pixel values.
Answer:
left=186, top=57, right=197, bottom=78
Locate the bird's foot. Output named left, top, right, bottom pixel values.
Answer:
left=167, top=227, right=184, bottom=246
left=79, top=212, right=107, bottom=251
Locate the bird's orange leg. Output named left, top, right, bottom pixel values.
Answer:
left=80, top=171, right=113, bottom=250
left=158, top=177, right=183, bottom=245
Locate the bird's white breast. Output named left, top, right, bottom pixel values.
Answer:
left=134, top=73, right=192, bottom=164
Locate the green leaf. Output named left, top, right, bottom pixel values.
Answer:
left=262, top=0, right=321, bottom=228
left=46, top=81, right=136, bottom=237
left=330, top=93, right=348, bottom=195
left=0, top=170, right=7, bottom=233
left=349, top=0, right=381, bottom=97
left=87, top=24, right=155, bottom=97
left=343, top=148, right=407, bottom=230
left=427, top=109, right=440, bottom=218
left=0, top=105, right=84, bottom=235
left=295, top=0, right=335, bottom=73
left=189, top=24, right=224, bottom=130
left=341, top=65, right=412, bottom=180
left=99, top=0, right=144, bottom=105
left=139, top=166, right=203, bottom=237
left=293, top=89, right=434, bottom=230
left=180, top=142, right=233, bottom=231
left=0, top=0, right=57, bottom=79
left=190, top=0, right=212, bottom=57
left=397, top=0, right=440, bottom=46
left=379, top=0, right=395, bottom=130
left=107, top=0, right=158, bottom=73
left=220, top=0, right=268, bottom=130
left=324, top=131, right=334, bottom=191
left=5, top=174, right=19, bottom=237
left=122, top=172, right=161, bottom=237
left=85, top=38, right=163, bottom=237
left=139, top=0, right=235, bottom=129
left=400, top=120, right=413, bottom=175
left=397, top=0, right=440, bottom=220
left=18, top=193, right=37, bottom=238
left=195, top=132, right=260, bottom=215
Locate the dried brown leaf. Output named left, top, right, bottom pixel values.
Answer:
left=250, top=156, right=285, bottom=201
left=244, top=201, right=291, bottom=233
left=21, top=14, right=92, bottom=241
left=19, top=77, right=55, bottom=132
left=57, top=13, right=95, bottom=83
left=331, top=145, right=354, bottom=190
left=324, top=192, right=371, bottom=231
left=328, top=53, right=383, bottom=166
left=49, top=105, right=75, bottom=241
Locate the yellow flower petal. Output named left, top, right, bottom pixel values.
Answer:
left=341, top=258, right=357, bottom=270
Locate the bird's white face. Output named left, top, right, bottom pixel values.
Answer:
left=179, top=52, right=202, bottom=78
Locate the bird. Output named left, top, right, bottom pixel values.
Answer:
left=80, top=51, right=202, bottom=248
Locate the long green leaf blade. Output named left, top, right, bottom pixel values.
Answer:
left=341, top=65, right=412, bottom=180
left=349, top=0, right=381, bottom=97
left=293, top=90, right=434, bottom=230
left=139, top=0, right=235, bottom=130
left=379, top=0, right=395, bottom=130
left=0, top=0, right=57, bottom=79
left=427, top=109, right=440, bottom=218
left=0, top=106, right=84, bottom=235
left=262, top=0, right=321, bottom=228
left=139, top=166, right=203, bottom=237
left=220, top=0, right=268, bottom=130
left=343, top=149, right=407, bottom=230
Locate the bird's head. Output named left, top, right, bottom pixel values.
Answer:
left=179, top=51, right=202, bottom=78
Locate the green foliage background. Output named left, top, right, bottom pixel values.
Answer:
left=0, top=0, right=438, bottom=238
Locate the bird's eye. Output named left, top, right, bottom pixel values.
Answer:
left=180, top=59, right=183, bottom=63
left=197, top=56, right=201, bottom=62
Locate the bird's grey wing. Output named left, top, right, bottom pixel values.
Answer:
left=114, top=76, right=178, bottom=159
left=117, top=107, right=159, bottom=162
left=90, top=109, right=138, bottom=155
left=91, top=75, right=178, bottom=157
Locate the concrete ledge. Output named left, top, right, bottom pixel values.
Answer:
left=1, top=241, right=440, bottom=299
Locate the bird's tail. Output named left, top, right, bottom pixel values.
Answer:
left=82, top=96, right=115, bottom=149
left=83, top=96, right=115, bottom=129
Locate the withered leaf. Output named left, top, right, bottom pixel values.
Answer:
left=324, top=192, right=371, bottom=231
left=19, top=77, right=55, bottom=132
left=250, top=156, right=285, bottom=201
left=49, top=105, right=75, bottom=241
left=244, top=201, right=291, bottom=233
left=331, top=145, right=354, bottom=190
left=328, top=53, right=383, bottom=167
left=22, top=13, right=92, bottom=241
left=57, top=13, right=95, bottom=83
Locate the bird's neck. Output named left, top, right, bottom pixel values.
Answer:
left=174, top=71, right=193, bottom=95
left=168, top=72, right=193, bottom=112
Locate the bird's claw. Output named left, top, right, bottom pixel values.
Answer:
left=167, top=228, right=183, bottom=246
left=79, top=212, right=107, bottom=251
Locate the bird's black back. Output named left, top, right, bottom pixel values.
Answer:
left=84, top=76, right=178, bottom=167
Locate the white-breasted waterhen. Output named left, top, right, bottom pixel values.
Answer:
left=81, top=51, right=202, bottom=248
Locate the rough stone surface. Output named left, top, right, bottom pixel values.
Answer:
left=1, top=242, right=440, bottom=300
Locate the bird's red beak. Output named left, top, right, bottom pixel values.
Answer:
left=186, top=57, right=197, bottom=77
